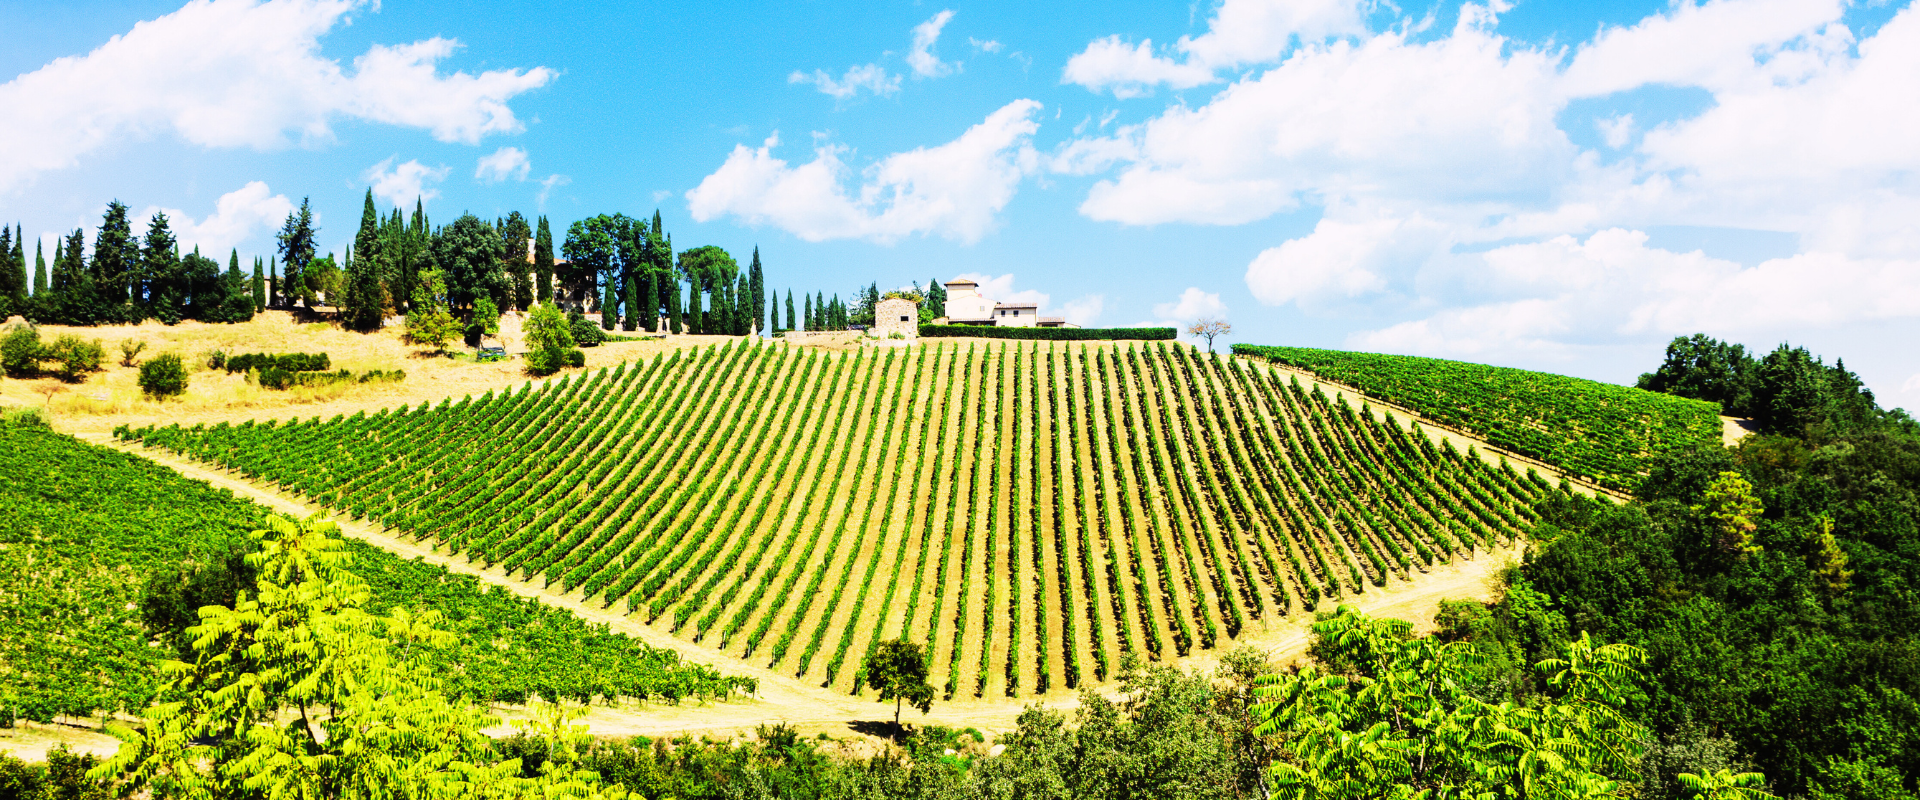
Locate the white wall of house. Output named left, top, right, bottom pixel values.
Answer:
left=944, top=280, right=994, bottom=322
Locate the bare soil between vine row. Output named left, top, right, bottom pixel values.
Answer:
left=15, top=430, right=1519, bottom=763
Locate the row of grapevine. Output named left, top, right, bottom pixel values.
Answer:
left=123, top=340, right=1561, bottom=698
left=1230, top=344, right=1723, bottom=491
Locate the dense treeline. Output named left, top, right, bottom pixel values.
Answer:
left=6, top=203, right=257, bottom=326
left=1438, top=335, right=1920, bottom=799
left=1638, top=333, right=1913, bottom=437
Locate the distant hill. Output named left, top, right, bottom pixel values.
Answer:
left=1231, top=344, right=1723, bottom=492
left=126, top=340, right=1557, bottom=699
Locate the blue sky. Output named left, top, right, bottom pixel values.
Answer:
left=4, top=0, right=1919, bottom=411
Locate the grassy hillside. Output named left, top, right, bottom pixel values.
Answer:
left=1231, top=344, right=1723, bottom=491
left=124, top=340, right=1557, bottom=699
left=0, top=427, right=748, bottom=725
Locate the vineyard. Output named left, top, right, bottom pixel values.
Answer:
left=1231, top=344, right=1724, bottom=492
left=123, top=340, right=1560, bottom=700
left=0, top=427, right=750, bottom=725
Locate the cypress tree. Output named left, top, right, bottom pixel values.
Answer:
left=276, top=198, right=317, bottom=310
left=736, top=274, right=752, bottom=335
left=622, top=271, right=639, bottom=332
left=269, top=257, right=278, bottom=307
left=34, top=239, right=47, bottom=296
left=342, top=192, right=384, bottom=331
left=687, top=276, right=704, bottom=335
left=4, top=224, right=24, bottom=308
left=0, top=224, right=17, bottom=309
left=252, top=257, right=265, bottom=311
left=601, top=271, right=617, bottom=330
left=140, top=212, right=180, bottom=323
left=666, top=272, right=683, bottom=334
left=785, top=290, right=795, bottom=333
left=748, top=246, right=765, bottom=335
left=534, top=216, right=554, bottom=305
left=803, top=293, right=812, bottom=332
left=927, top=276, right=946, bottom=317
left=93, top=201, right=138, bottom=320
left=501, top=211, right=533, bottom=311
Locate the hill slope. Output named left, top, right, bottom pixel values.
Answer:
left=1231, top=344, right=1723, bottom=491
left=0, top=427, right=749, bottom=725
left=125, top=340, right=1557, bottom=698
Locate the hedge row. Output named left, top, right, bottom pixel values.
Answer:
left=918, top=325, right=1176, bottom=341
left=258, top=367, right=404, bottom=390
left=226, top=352, right=330, bottom=373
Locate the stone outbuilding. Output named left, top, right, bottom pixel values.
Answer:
left=874, top=296, right=920, bottom=339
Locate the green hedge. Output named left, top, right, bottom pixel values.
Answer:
left=226, top=352, right=330, bottom=373
left=918, top=325, right=1176, bottom=341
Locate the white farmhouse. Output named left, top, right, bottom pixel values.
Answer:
left=941, top=278, right=1072, bottom=328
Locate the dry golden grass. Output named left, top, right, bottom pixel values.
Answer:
left=0, top=311, right=744, bottom=436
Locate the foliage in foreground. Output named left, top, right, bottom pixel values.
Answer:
left=1232, top=344, right=1723, bottom=491
left=92, top=513, right=641, bottom=800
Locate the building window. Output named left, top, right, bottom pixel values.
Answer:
left=1013, top=309, right=1020, bottom=316
left=900, top=315, right=910, bottom=322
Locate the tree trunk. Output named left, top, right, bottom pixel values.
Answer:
left=895, top=696, right=902, bottom=728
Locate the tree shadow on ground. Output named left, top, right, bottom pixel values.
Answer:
left=846, top=719, right=909, bottom=742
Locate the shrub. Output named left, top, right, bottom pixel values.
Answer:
left=226, top=352, right=330, bottom=373
left=119, top=339, right=148, bottom=367
left=44, top=335, right=106, bottom=382
left=524, top=348, right=560, bottom=377
left=917, top=325, right=1177, bottom=341
left=564, top=349, right=585, bottom=368
left=206, top=349, right=227, bottom=371
left=570, top=317, right=604, bottom=347
left=1, top=323, right=39, bottom=377
left=1, top=405, right=48, bottom=429
left=257, top=366, right=293, bottom=390
left=139, top=353, right=189, bottom=398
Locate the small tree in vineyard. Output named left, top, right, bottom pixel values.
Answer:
left=1187, top=317, right=1232, bottom=353
left=862, top=639, right=934, bottom=729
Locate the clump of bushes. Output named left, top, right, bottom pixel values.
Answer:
left=567, top=309, right=604, bottom=347
left=526, top=303, right=585, bottom=376
left=1, top=405, right=48, bottom=429
left=255, top=367, right=403, bottom=390
left=1, top=323, right=106, bottom=382
left=139, top=353, right=189, bottom=398
left=226, top=352, right=330, bottom=373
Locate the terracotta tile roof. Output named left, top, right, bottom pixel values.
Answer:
left=994, top=301, right=1038, bottom=309
left=945, top=278, right=978, bottom=286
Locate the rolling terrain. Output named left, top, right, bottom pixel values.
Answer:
left=123, top=339, right=1559, bottom=699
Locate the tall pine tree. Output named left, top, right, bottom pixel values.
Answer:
left=276, top=198, right=318, bottom=309
left=803, top=293, right=813, bottom=332
left=534, top=216, right=555, bottom=305
left=92, top=201, right=138, bottom=321
left=785, top=289, right=795, bottom=333
left=686, top=275, right=703, bottom=335
left=748, top=246, right=765, bottom=335
left=140, top=212, right=181, bottom=323
left=666, top=270, right=683, bottom=334
left=252, top=257, right=265, bottom=311
left=342, top=191, right=385, bottom=331
left=34, top=239, right=47, bottom=297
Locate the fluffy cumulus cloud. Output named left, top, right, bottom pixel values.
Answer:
left=365, top=157, right=449, bottom=207
left=1063, top=0, right=1370, bottom=96
left=1060, top=295, right=1105, bottom=326
left=954, top=272, right=1049, bottom=310
left=474, top=146, right=531, bottom=183
left=1047, top=0, right=1920, bottom=396
left=1153, top=287, right=1228, bottom=321
left=0, top=0, right=554, bottom=193
left=143, top=181, right=295, bottom=255
left=686, top=100, right=1042, bottom=244
left=908, top=11, right=959, bottom=78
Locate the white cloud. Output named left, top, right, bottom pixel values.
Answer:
left=686, top=99, right=1042, bottom=244
left=969, top=37, right=1003, bottom=54
left=474, top=146, right=531, bottom=183
left=143, top=181, right=295, bottom=255
left=536, top=174, right=570, bottom=209
left=1244, top=216, right=1419, bottom=308
left=1559, top=0, right=1846, bottom=98
left=1060, top=294, right=1105, bottom=326
left=1596, top=114, right=1633, bottom=149
left=1153, top=287, right=1228, bottom=321
left=1069, top=16, right=1569, bottom=226
left=364, top=157, right=449, bottom=207
left=909, top=10, right=959, bottom=78
left=789, top=64, right=900, bottom=100
left=1063, top=0, right=1370, bottom=95
left=0, top=0, right=554, bottom=193
left=954, top=272, right=1049, bottom=311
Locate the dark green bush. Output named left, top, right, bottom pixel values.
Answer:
left=43, top=335, right=105, bottom=382
left=226, top=352, right=329, bottom=373
left=257, top=366, right=293, bottom=390
left=524, top=349, right=560, bottom=376
left=1, top=324, right=39, bottom=377
left=564, top=349, right=585, bottom=368
left=918, top=325, right=1176, bottom=341
left=137, top=353, right=188, bottom=398
left=570, top=318, right=604, bottom=347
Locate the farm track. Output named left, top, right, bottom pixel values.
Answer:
left=115, top=340, right=1564, bottom=710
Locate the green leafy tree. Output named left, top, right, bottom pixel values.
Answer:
left=403, top=270, right=460, bottom=353
left=137, top=353, right=188, bottom=398
left=433, top=214, right=508, bottom=314
left=1680, top=769, right=1774, bottom=800
left=862, top=639, right=934, bottom=728
left=468, top=297, right=501, bottom=347
left=523, top=302, right=576, bottom=376
left=1252, top=606, right=1665, bottom=800
left=90, top=513, right=640, bottom=800
left=1694, top=471, right=1764, bottom=558
left=275, top=198, right=318, bottom=309
left=927, top=276, right=946, bottom=317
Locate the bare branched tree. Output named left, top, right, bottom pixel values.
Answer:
left=1187, top=316, right=1232, bottom=353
